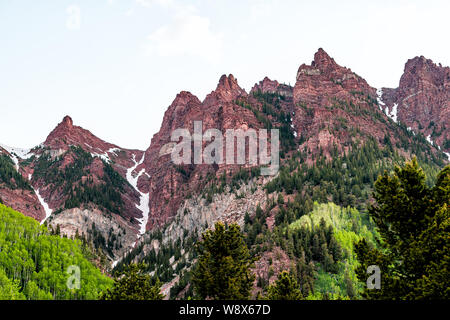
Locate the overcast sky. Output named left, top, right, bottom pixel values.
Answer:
left=1, top=0, right=449, bottom=150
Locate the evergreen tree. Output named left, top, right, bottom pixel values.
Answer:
left=344, top=270, right=356, bottom=299
left=266, top=271, right=303, bottom=300
left=100, top=263, right=164, bottom=300
left=192, top=222, right=256, bottom=300
left=355, top=159, right=450, bottom=299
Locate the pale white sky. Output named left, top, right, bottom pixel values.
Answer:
left=0, top=0, right=449, bottom=150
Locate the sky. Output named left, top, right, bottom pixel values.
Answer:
left=0, top=0, right=449, bottom=150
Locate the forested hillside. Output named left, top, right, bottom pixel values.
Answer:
left=0, top=204, right=112, bottom=300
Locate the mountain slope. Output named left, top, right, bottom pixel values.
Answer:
left=0, top=203, right=113, bottom=299
left=0, top=116, right=148, bottom=261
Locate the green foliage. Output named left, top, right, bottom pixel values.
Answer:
left=22, top=280, right=53, bottom=300
left=290, top=202, right=377, bottom=245
left=192, top=222, right=256, bottom=300
left=0, top=204, right=113, bottom=300
left=443, top=139, right=450, bottom=150
left=236, top=91, right=296, bottom=156
left=201, top=167, right=261, bottom=203
left=100, top=263, right=163, bottom=300
left=64, top=181, right=124, bottom=215
left=284, top=202, right=377, bottom=298
left=33, top=146, right=125, bottom=215
left=251, top=91, right=297, bottom=155
left=266, top=138, right=394, bottom=214
left=265, top=129, right=444, bottom=217
left=244, top=201, right=376, bottom=299
left=115, top=228, right=195, bottom=286
left=0, top=154, right=32, bottom=190
left=266, top=271, right=303, bottom=300
left=355, top=159, right=450, bottom=299
left=0, top=268, right=25, bottom=300
left=33, top=146, right=92, bottom=186
left=103, top=161, right=129, bottom=193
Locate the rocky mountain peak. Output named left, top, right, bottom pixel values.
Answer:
left=250, top=77, right=280, bottom=94
left=43, top=116, right=116, bottom=154
left=217, top=74, right=238, bottom=89
left=43, top=116, right=75, bottom=147
left=204, top=74, right=247, bottom=104
left=155, top=91, right=203, bottom=136
left=400, top=55, right=450, bottom=88
left=172, top=91, right=201, bottom=107
left=294, top=48, right=374, bottom=105
left=51, top=115, right=74, bottom=133
left=312, top=48, right=338, bottom=70
left=404, top=55, right=433, bottom=72
left=62, top=115, right=73, bottom=128
left=2, top=47, right=449, bottom=271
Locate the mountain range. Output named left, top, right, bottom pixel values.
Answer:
left=0, top=49, right=448, bottom=295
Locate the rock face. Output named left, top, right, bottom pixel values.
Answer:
left=0, top=186, right=45, bottom=221
left=291, top=48, right=395, bottom=159
left=48, top=207, right=137, bottom=259
left=380, top=56, right=450, bottom=152
left=157, top=175, right=273, bottom=246
left=121, top=174, right=274, bottom=287
left=294, top=48, right=375, bottom=104
left=142, top=75, right=265, bottom=230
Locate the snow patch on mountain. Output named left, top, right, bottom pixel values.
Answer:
left=426, top=135, right=434, bottom=146
left=91, top=152, right=111, bottom=163
left=406, top=127, right=416, bottom=136
left=107, top=148, right=121, bottom=156
left=126, top=154, right=150, bottom=237
left=11, top=155, right=19, bottom=171
left=385, top=103, right=398, bottom=123
left=27, top=173, right=53, bottom=225
left=424, top=135, right=449, bottom=161
left=0, top=144, right=34, bottom=159
left=111, top=260, right=119, bottom=269
left=36, top=190, right=53, bottom=225
left=445, top=152, right=450, bottom=161
left=376, top=88, right=385, bottom=111
left=290, top=118, right=297, bottom=137
left=91, top=148, right=121, bottom=163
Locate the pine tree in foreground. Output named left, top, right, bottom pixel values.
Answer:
left=355, top=159, right=450, bottom=299
left=266, top=271, right=303, bottom=300
left=192, top=222, right=256, bottom=300
left=100, top=263, right=164, bottom=300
